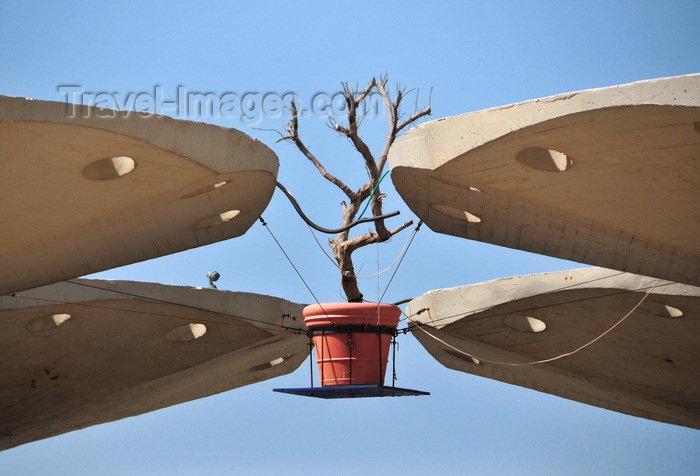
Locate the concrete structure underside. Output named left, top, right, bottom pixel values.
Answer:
left=3, top=76, right=698, bottom=449
left=407, top=268, right=700, bottom=429
left=388, top=74, right=700, bottom=286
left=0, top=280, right=307, bottom=451
left=0, top=96, right=279, bottom=295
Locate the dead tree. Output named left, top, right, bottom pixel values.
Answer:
left=279, top=76, right=431, bottom=302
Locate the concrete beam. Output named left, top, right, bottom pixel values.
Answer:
left=388, top=75, right=700, bottom=285
left=0, top=279, right=307, bottom=450
left=407, top=268, right=700, bottom=429
left=0, top=96, right=279, bottom=294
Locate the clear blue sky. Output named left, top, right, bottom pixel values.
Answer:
left=1, top=1, right=699, bottom=474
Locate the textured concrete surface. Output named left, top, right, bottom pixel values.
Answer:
left=407, top=268, right=700, bottom=429
left=0, top=279, right=307, bottom=450
left=388, top=74, right=700, bottom=286
left=0, top=96, right=279, bottom=295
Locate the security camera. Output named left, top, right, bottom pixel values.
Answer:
left=206, top=271, right=220, bottom=289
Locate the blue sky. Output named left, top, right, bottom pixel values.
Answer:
left=1, top=1, right=699, bottom=474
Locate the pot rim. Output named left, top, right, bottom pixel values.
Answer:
left=303, top=302, right=400, bottom=328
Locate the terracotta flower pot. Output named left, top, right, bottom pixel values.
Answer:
left=303, top=302, right=400, bottom=387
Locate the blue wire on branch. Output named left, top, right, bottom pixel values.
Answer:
left=355, top=169, right=391, bottom=220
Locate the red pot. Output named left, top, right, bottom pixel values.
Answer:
left=303, top=302, right=400, bottom=387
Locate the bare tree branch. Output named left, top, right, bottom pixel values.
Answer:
left=375, top=80, right=399, bottom=174
left=342, top=219, right=414, bottom=253
left=353, top=78, right=377, bottom=105
left=280, top=100, right=355, bottom=199
left=340, top=80, right=380, bottom=182
left=374, top=80, right=431, bottom=174
left=281, top=76, right=431, bottom=302
left=397, top=106, right=432, bottom=133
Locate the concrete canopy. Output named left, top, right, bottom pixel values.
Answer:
left=0, top=279, right=307, bottom=451
left=407, top=268, right=700, bottom=429
left=0, top=96, right=279, bottom=295
left=388, top=74, right=700, bottom=286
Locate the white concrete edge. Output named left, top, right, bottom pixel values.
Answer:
left=1, top=278, right=305, bottom=332
left=406, top=267, right=700, bottom=328
left=388, top=73, right=700, bottom=171
left=0, top=95, right=279, bottom=175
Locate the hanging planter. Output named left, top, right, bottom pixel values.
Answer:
left=303, top=302, right=400, bottom=386
left=271, top=78, right=430, bottom=399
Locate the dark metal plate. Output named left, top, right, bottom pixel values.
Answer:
left=273, top=385, right=430, bottom=399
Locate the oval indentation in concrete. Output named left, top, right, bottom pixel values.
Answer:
left=516, top=147, right=572, bottom=172
left=504, top=315, right=547, bottom=333
left=181, top=180, right=232, bottom=199
left=192, top=210, right=241, bottom=230
left=165, top=323, right=207, bottom=342
left=82, top=156, right=136, bottom=180
left=640, top=302, right=683, bottom=318
left=27, top=313, right=72, bottom=332
left=431, top=204, right=482, bottom=223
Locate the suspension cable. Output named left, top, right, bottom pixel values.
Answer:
left=259, top=216, right=322, bottom=306
left=376, top=221, right=423, bottom=304
left=306, top=220, right=421, bottom=279
left=399, top=271, right=639, bottom=326
left=410, top=279, right=675, bottom=330
left=11, top=285, right=304, bottom=334
left=408, top=278, right=662, bottom=366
